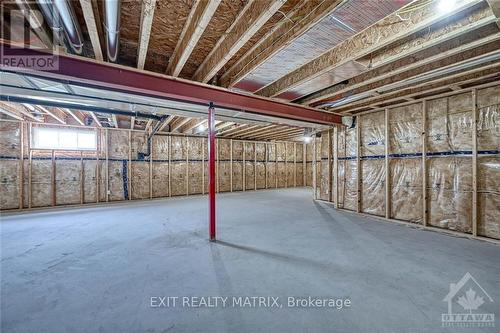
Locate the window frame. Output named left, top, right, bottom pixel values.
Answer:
left=31, top=126, right=98, bottom=151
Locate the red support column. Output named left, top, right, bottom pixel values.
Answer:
left=208, top=102, right=216, bottom=241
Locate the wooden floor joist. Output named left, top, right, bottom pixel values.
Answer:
left=217, top=124, right=251, bottom=136
left=0, top=106, right=23, bottom=120
left=331, top=45, right=500, bottom=112
left=37, top=106, right=66, bottom=124
left=192, top=0, right=286, bottom=83
left=303, top=33, right=500, bottom=106
left=234, top=125, right=279, bottom=138
left=90, top=112, right=102, bottom=127
left=220, top=0, right=344, bottom=88
left=342, top=64, right=500, bottom=114
left=79, top=0, right=103, bottom=61
left=64, top=108, right=85, bottom=126
left=487, top=0, right=500, bottom=27
left=256, top=0, right=483, bottom=98
left=224, top=125, right=262, bottom=138
left=158, top=116, right=176, bottom=133
left=167, top=0, right=221, bottom=76
left=137, top=0, right=157, bottom=70
left=240, top=126, right=292, bottom=139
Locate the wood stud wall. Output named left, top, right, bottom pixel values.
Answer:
left=0, top=122, right=311, bottom=212
left=313, top=84, right=500, bottom=243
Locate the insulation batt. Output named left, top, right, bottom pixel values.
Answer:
left=0, top=120, right=311, bottom=211
left=317, top=85, right=499, bottom=240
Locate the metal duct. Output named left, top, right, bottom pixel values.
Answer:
left=319, top=50, right=500, bottom=109
left=2, top=95, right=164, bottom=121
left=36, top=0, right=64, bottom=44
left=104, top=0, right=121, bottom=62
left=37, top=0, right=84, bottom=54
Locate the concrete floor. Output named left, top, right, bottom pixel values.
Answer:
left=1, top=188, right=499, bottom=333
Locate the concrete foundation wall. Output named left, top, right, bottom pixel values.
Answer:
left=0, top=122, right=311, bottom=211
left=314, top=85, right=500, bottom=241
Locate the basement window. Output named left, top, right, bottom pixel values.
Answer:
left=32, top=127, right=97, bottom=150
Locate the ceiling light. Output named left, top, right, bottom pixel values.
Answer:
left=198, top=124, right=207, bottom=132
left=303, top=136, right=312, bottom=144
left=438, top=0, right=456, bottom=13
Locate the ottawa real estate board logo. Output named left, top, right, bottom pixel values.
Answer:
left=1, top=1, right=60, bottom=70
left=442, top=272, right=495, bottom=328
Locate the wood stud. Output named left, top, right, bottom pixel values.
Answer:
left=149, top=130, right=153, bottom=199
left=294, top=143, right=297, bottom=187
left=265, top=143, right=268, bottom=189
left=275, top=142, right=278, bottom=189
left=186, top=136, right=189, bottom=196
left=230, top=139, right=233, bottom=192
left=472, top=89, right=478, bottom=237
left=105, top=129, right=109, bottom=202
left=216, top=139, right=220, bottom=193
left=51, top=150, right=55, bottom=206
left=202, top=138, right=205, bottom=195
left=356, top=117, right=361, bottom=213
left=168, top=135, right=172, bottom=197
left=333, top=126, right=338, bottom=208
left=303, top=142, right=307, bottom=188
left=96, top=129, right=100, bottom=203
left=243, top=142, right=246, bottom=191
left=327, top=129, right=332, bottom=203
left=284, top=143, right=288, bottom=188
left=128, top=130, right=132, bottom=200
left=254, top=142, right=257, bottom=190
left=385, top=108, right=391, bottom=219
left=28, top=122, right=32, bottom=209
left=18, top=122, right=24, bottom=209
left=312, top=138, right=317, bottom=199
left=80, top=151, right=84, bottom=204
left=421, top=102, right=428, bottom=226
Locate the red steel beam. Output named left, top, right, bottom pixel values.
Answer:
left=208, top=103, right=216, bottom=241
left=0, top=43, right=341, bottom=125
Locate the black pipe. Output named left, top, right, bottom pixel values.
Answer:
left=0, top=95, right=164, bottom=121
left=149, top=115, right=169, bottom=138
left=145, top=115, right=169, bottom=157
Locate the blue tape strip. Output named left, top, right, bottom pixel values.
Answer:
left=390, top=153, right=422, bottom=159
left=480, top=150, right=500, bottom=155
left=122, top=160, right=129, bottom=200
left=334, top=150, right=500, bottom=161
left=362, top=155, right=386, bottom=160
left=427, top=151, right=472, bottom=157
left=54, top=157, right=100, bottom=161
left=1, top=150, right=499, bottom=163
